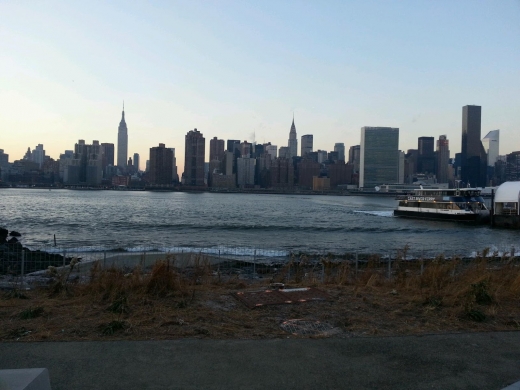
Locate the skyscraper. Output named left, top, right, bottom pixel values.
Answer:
left=133, top=153, right=140, bottom=172
left=226, top=140, right=240, bottom=153
left=30, top=144, right=45, bottom=168
left=461, top=105, right=487, bottom=187
left=117, top=103, right=128, bottom=170
left=334, top=143, right=345, bottom=162
left=64, top=140, right=102, bottom=185
left=482, top=130, right=500, bottom=167
left=265, top=145, right=278, bottom=159
left=348, top=145, right=360, bottom=173
left=149, top=144, right=173, bottom=185
left=184, top=128, right=205, bottom=186
left=288, top=116, right=297, bottom=158
left=101, top=143, right=114, bottom=170
left=210, top=137, right=225, bottom=161
left=359, top=127, right=399, bottom=188
left=417, top=137, right=435, bottom=173
left=436, top=135, right=450, bottom=184
left=301, top=135, right=313, bottom=157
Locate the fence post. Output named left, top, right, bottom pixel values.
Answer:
left=355, top=253, right=359, bottom=276
left=420, top=258, right=424, bottom=275
left=321, top=262, right=324, bottom=284
left=20, top=250, right=25, bottom=288
left=103, top=251, right=106, bottom=269
left=253, top=249, right=256, bottom=277
left=63, top=250, right=66, bottom=268
left=387, top=253, right=392, bottom=279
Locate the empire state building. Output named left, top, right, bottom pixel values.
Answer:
left=117, top=104, right=128, bottom=169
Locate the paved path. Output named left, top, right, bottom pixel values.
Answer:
left=1, top=332, right=519, bottom=389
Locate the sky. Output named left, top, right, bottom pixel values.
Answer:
left=1, top=0, right=519, bottom=171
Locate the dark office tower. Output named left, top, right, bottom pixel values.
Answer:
left=149, top=144, right=173, bottom=185
left=417, top=137, right=435, bottom=174
left=404, top=149, right=418, bottom=183
left=334, top=143, right=345, bottom=162
left=461, top=105, right=487, bottom=186
left=100, top=143, right=115, bottom=170
left=210, top=137, right=225, bottom=162
left=227, top=140, right=240, bottom=153
left=436, top=135, right=450, bottom=184
left=240, top=141, right=252, bottom=157
left=184, top=128, right=205, bottom=186
left=301, top=135, right=313, bottom=157
left=348, top=145, right=360, bottom=173
left=133, top=153, right=140, bottom=172
left=253, top=143, right=264, bottom=158
left=298, top=159, right=321, bottom=189
left=117, top=103, right=128, bottom=169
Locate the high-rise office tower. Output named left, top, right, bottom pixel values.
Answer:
left=461, top=105, right=487, bottom=187
left=279, top=146, right=290, bottom=159
left=101, top=143, right=114, bottom=170
left=226, top=140, right=240, bottom=153
left=184, top=128, right=205, bottom=186
left=265, top=145, right=278, bottom=159
left=210, top=137, right=225, bottom=161
left=30, top=144, right=45, bottom=168
left=133, top=153, right=140, bottom=172
left=236, top=156, right=256, bottom=187
left=149, top=144, right=173, bottom=185
left=288, top=116, right=297, bottom=158
left=436, top=135, right=450, bottom=184
left=348, top=145, right=360, bottom=173
left=240, top=141, right=252, bottom=157
left=117, top=104, right=128, bottom=169
left=168, top=148, right=178, bottom=182
left=359, top=127, right=399, bottom=188
left=417, top=136, right=435, bottom=173
left=334, top=143, right=345, bottom=162
left=317, top=150, right=328, bottom=164
left=64, top=140, right=102, bottom=185
left=301, top=135, right=313, bottom=157
left=482, top=130, right=500, bottom=167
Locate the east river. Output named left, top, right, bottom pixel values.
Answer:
left=0, top=189, right=518, bottom=258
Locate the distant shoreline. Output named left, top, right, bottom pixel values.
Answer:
left=0, top=186, right=400, bottom=197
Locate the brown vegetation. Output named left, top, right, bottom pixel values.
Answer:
left=1, top=250, right=520, bottom=341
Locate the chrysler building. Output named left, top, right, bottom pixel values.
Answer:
left=288, top=115, right=297, bottom=158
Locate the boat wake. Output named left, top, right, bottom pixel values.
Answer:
left=353, top=210, right=394, bottom=217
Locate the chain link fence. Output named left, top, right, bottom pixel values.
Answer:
left=1, top=242, right=519, bottom=291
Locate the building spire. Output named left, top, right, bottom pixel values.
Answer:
left=122, top=100, right=125, bottom=120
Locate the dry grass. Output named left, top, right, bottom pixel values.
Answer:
left=1, top=252, right=520, bottom=341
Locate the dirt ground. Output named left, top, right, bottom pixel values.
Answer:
left=2, top=279, right=519, bottom=342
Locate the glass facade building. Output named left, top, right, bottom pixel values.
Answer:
left=359, top=127, right=399, bottom=189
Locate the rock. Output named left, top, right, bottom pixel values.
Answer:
left=9, top=231, right=22, bottom=237
left=0, top=227, right=7, bottom=242
left=7, top=237, right=18, bottom=244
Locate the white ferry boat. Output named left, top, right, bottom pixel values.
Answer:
left=394, top=188, right=490, bottom=223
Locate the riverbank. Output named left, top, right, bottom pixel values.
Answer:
left=2, top=251, right=519, bottom=342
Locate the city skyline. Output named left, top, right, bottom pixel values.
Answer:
left=1, top=1, right=519, bottom=168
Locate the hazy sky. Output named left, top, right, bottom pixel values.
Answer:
left=1, top=0, right=519, bottom=171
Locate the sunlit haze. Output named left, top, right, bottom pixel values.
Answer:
left=1, top=0, right=519, bottom=171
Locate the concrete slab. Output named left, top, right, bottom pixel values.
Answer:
left=503, top=381, right=520, bottom=390
left=0, top=368, right=51, bottom=390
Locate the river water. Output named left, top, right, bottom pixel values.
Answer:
left=0, top=189, right=518, bottom=258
